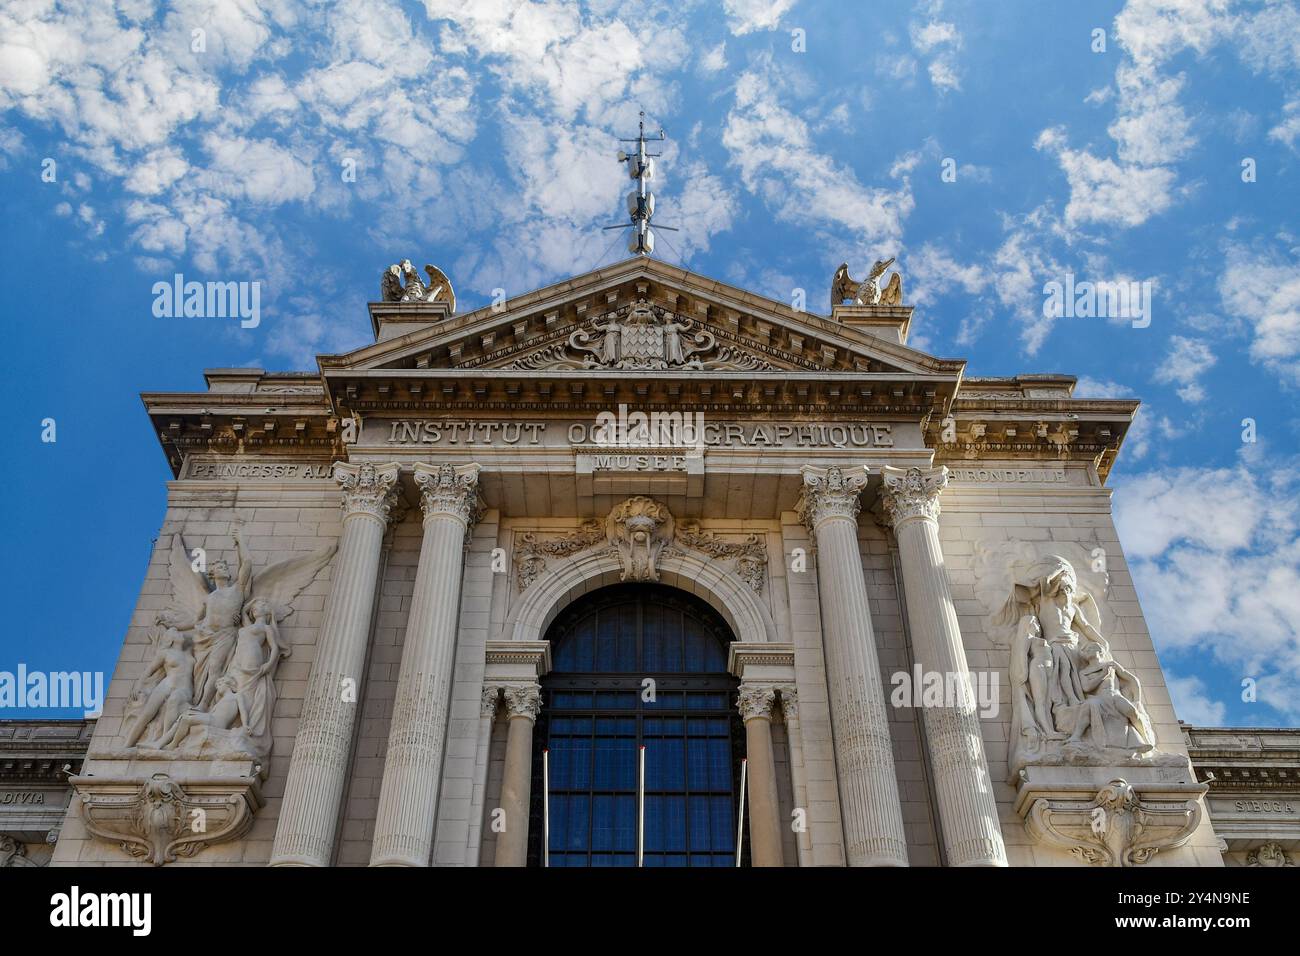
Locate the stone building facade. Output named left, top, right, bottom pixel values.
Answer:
left=6, top=257, right=1289, bottom=867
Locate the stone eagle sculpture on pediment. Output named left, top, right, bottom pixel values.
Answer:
left=122, top=530, right=336, bottom=761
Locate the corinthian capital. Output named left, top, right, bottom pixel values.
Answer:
left=879, top=465, right=948, bottom=527
left=413, top=462, right=484, bottom=527
left=503, top=683, right=542, bottom=721
left=795, top=465, right=868, bottom=532
left=737, top=684, right=778, bottom=721
left=335, top=461, right=403, bottom=523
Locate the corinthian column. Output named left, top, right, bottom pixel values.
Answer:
left=880, top=465, right=1007, bottom=867
left=494, top=683, right=541, bottom=868
left=271, top=461, right=402, bottom=867
left=796, top=465, right=908, bottom=867
left=737, top=684, right=784, bottom=867
left=370, top=462, right=482, bottom=867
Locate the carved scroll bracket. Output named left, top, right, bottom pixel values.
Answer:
left=73, top=767, right=264, bottom=866
left=1015, top=770, right=1206, bottom=867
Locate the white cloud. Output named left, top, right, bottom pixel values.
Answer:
left=909, top=12, right=962, bottom=92
left=1268, top=97, right=1300, bottom=150
left=700, top=41, right=728, bottom=75
left=990, top=205, right=1067, bottom=353
left=905, top=244, right=989, bottom=307
left=124, top=146, right=190, bottom=195
left=1113, top=454, right=1300, bottom=722
left=1108, top=64, right=1194, bottom=165
left=1153, top=335, right=1216, bottom=402
left=1165, top=674, right=1227, bottom=724
left=1035, top=126, right=1177, bottom=229
left=1219, top=241, right=1300, bottom=386
left=722, top=57, right=914, bottom=250
left=669, top=160, right=738, bottom=260
left=721, top=0, right=797, bottom=36
left=199, top=134, right=315, bottom=204
left=421, top=0, right=658, bottom=122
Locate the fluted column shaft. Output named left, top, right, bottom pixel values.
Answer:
left=271, top=461, right=402, bottom=867
left=494, top=684, right=541, bottom=868
left=467, top=686, right=499, bottom=861
left=881, top=465, right=1007, bottom=867
left=797, top=465, right=908, bottom=867
left=778, top=685, right=813, bottom=867
left=370, top=463, right=482, bottom=867
left=738, top=685, right=784, bottom=867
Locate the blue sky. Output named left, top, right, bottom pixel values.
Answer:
left=1, top=0, right=1297, bottom=726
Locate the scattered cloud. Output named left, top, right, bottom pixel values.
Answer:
left=722, top=56, right=914, bottom=252
left=1219, top=240, right=1300, bottom=386
left=721, top=0, right=798, bottom=36
left=1153, top=334, right=1216, bottom=402
left=1114, top=453, right=1300, bottom=723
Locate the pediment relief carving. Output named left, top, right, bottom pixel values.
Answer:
left=449, top=299, right=922, bottom=375
left=347, top=282, right=942, bottom=376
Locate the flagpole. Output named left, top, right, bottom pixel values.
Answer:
left=637, top=744, right=646, bottom=868
left=735, top=757, right=748, bottom=868
left=542, top=748, right=550, bottom=868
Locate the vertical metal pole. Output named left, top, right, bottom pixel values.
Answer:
left=637, top=744, right=646, bottom=867
left=542, top=749, right=550, bottom=868
left=735, top=757, right=748, bottom=868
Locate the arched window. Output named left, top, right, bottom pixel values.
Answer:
left=528, top=584, right=745, bottom=867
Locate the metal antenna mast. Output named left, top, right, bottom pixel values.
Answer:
left=604, top=111, right=678, bottom=256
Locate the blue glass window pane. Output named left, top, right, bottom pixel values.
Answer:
left=642, top=603, right=664, bottom=671
left=708, top=739, right=731, bottom=790
left=595, top=691, right=635, bottom=709
left=645, top=737, right=684, bottom=790
left=595, top=611, right=619, bottom=670
left=689, top=797, right=712, bottom=850
left=564, top=795, right=590, bottom=850
left=687, top=737, right=711, bottom=790
left=594, top=736, right=636, bottom=790
left=617, top=605, right=637, bottom=670
left=569, top=737, right=592, bottom=790
left=552, top=692, right=592, bottom=710
left=549, top=739, right=571, bottom=790
left=548, top=796, right=567, bottom=851
left=711, top=796, right=735, bottom=850
left=644, top=795, right=687, bottom=851
left=684, top=619, right=707, bottom=671
left=686, top=692, right=726, bottom=710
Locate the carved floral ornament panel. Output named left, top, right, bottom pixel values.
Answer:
left=512, top=496, right=768, bottom=593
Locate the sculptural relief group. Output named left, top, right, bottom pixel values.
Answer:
left=122, top=531, right=336, bottom=762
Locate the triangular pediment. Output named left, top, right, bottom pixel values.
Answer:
left=323, top=257, right=963, bottom=380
